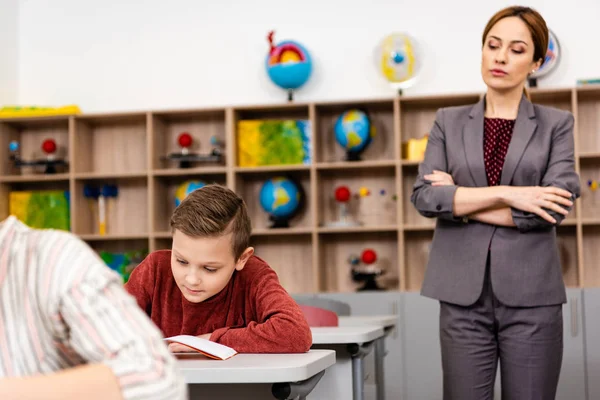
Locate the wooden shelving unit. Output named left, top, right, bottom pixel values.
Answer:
left=1, top=86, right=600, bottom=294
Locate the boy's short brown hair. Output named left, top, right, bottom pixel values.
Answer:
left=170, top=184, right=252, bottom=260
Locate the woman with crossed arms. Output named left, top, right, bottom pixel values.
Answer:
left=411, top=6, right=581, bottom=400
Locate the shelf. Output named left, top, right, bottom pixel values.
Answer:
left=316, top=160, right=397, bottom=170
left=1, top=87, right=600, bottom=291
left=403, top=230, right=434, bottom=291
left=557, top=225, right=579, bottom=287
left=403, top=224, right=435, bottom=231
left=314, top=100, right=396, bottom=163
left=578, top=158, right=600, bottom=220
left=252, top=235, right=314, bottom=293
left=234, top=165, right=311, bottom=174
left=152, top=174, right=227, bottom=233
left=400, top=160, right=421, bottom=167
left=318, top=225, right=397, bottom=234
left=87, top=238, right=150, bottom=256
left=318, top=230, right=399, bottom=292
left=401, top=168, right=431, bottom=228
left=577, top=89, right=600, bottom=154
left=0, top=117, right=70, bottom=176
left=74, top=171, right=148, bottom=180
left=317, top=166, right=397, bottom=228
left=579, top=152, right=600, bottom=160
left=251, top=227, right=313, bottom=236
left=529, top=87, right=573, bottom=111
left=582, top=225, right=600, bottom=287
left=73, top=177, right=148, bottom=236
left=0, top=173, right=70, bottom=183
left=151, top=109, right=226, bottom=171
left=81, top=233, right=149, bottom=241
left=152, top=166, right=227, bottom=177
left=153, top=231, right=172, bottom=239
left=73, top=113, right=147, bottom=175
left=399, top=94, right=480, bottom=158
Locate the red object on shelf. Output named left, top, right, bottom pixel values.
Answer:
left=178, top=132, right=193, bottom=148
left=41, top=139, right=57, bottom=154
left=361, top=249, right=377, bottom=264
left=334, top=186, right=351, bottom=202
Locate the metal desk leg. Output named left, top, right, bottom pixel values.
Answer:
left=271, top=369, right=326, bottom=400
left=374, top=336, right=386, bottom=400
left=347, top=341, right=375, bottom=400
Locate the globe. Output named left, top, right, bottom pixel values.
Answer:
left=334, top=109, right=373, bottom=161
left=374, top=32, right=421, bottom=93
left=175, top=180, right=206, bottom=207
left=530, top=29, right=560, bottom=79
left=259, top=177, right=303, bottom=228
left=266, top=31, right=313, bottom=100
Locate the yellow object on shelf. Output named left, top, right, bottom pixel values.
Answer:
left=402, top=134, right=429, bottom=161
left=0, top=105, right=81, bottom=118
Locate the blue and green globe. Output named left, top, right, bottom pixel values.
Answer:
left=175, top=180, right=206, bottom=207
left=334, top=109, right=373, bottom=161
left=259, top=177, right=303, bottom=227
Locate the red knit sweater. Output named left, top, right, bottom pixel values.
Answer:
left=124, top=250, right=312, bottom=354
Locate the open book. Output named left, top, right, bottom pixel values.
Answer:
left=164, top=335, right=238, bottom=360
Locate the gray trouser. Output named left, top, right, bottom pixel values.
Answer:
left=439, top=261, right=563, bottom=400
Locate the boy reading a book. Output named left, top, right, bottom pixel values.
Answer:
left=125, top=184, right=312, bottom=353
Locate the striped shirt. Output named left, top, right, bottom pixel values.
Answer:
left=0, top=216, right=187, bottom=400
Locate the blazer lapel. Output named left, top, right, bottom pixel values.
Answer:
left=500, top=95, right=537, bottom=186
left=463, top=97, right=488, bottom=187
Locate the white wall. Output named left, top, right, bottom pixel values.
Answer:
left=16, top=0, right=600, bottom=113
left=0, top=0, right=18, bottom=105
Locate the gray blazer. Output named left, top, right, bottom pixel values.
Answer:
left=411, top=95, right=581, bottom=307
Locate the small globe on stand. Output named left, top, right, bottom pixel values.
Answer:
left=259, top=177, right=304, bottom=228
left=334, top=109, right=373, bottom=161
left=175, top=180, right=206, bottom=207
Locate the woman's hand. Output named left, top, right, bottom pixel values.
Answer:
left=502, top=186, right=573, bottom=223
left=425, top=170, right=454, bottom=186
left=167, top=333, right=212, bottom=353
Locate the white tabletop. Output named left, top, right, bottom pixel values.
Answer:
left=310, top=326, right=384, bottom=344
left=337, top=315, right=397, bottom=329
left=177, top=349, right=336, bottom=384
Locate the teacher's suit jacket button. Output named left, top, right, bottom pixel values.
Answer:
left=436, top=205, right=442, bottom=211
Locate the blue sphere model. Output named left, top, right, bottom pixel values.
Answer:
left=9, top=141, right=19, bottom=152
left=174, top=180, right=206, bottom=207
left=259, top=177, right=303, bottom=227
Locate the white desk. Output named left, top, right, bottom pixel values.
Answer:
left=178, top=349, right=335, bottom=400
left=338, top=315, right=397, bottom=400
left=310, top=325, right=385, bottom=400
left=338, top=315, right=397, bottom=329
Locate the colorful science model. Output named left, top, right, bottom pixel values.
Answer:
left=175, top=180, right=206, bottom=207
left=265, top=30, right=313, bottom=101
left=259, top=176, right=304, bottom=228
left=528, top=29, right=560, bottom=87
left=9, top=138, right=68, bottom=174
left=0, top=105, right=80, bottom=118
left=325, top=185, right=361, bottom=228
left=162, top=133, right=224, bottom=169
left=83, top=184, right=118, bottom=235
left=100, top=249, right=147, bottom=283
left=349, top=249, right=385, bottom=291
left=237, top=119, right=311, bottom=167
left=374, top=32, right=421, bottom=95
left=9, top=190, right=70, bottom=231
left=334, top=109, right=374, bottom=161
